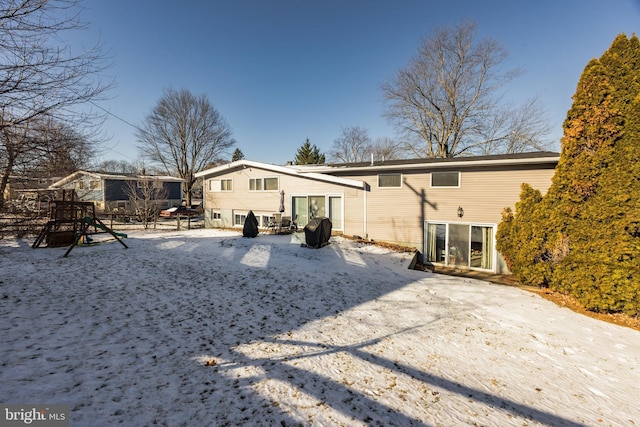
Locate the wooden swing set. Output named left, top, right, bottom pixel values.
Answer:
left=32, top=198, right=128, bottom=257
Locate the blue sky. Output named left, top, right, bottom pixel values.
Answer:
left=74, top=0, right=640, bottom=165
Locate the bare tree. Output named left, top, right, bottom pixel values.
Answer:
left=370, top=136, right=405, bottom=161
left=381, top=20, right=550, bottom=158
left=137, top=88, right=236, bottom=206
left=0, top=0, right=112, bottom=209
left=124, top=178, right=168, bottom=229
left=94, top=159, right=138, bottom=174
left=28, top=118, right=94, bottom=176
left=329, top=126, right=372, bottom=163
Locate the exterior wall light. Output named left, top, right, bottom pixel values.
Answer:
left=457, top=206, right=464, bottom=218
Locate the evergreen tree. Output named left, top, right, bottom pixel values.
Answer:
left=566, top=94, right=640, bottom=314
left=293, top=138, right=326, bottom=164
left=544, top=57, right=622, bottom=294
left=496, top=184, right=549, bottom=287
left=497, top=33, right=640, bottom=315
left=231, top=148, right=245, bottom=162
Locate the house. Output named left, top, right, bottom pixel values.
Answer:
left=49, top=171, right=184, bottom=214
left=3, top=175, right=61, bottom=199
left=194, top=152, right=559, bottom=274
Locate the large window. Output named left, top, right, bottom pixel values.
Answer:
left=378, top=173, right=402, bottom=188
left=209, top=179, right=232, bottom=192
left=249, top=177, right=278, bottom=191
left=431, top=171, right=460, bottom=187
left=425, top=222, right=494, bottom=270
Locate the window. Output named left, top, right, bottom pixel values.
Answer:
left=264, top=177, right=278, bottom=191
left=234, top=213, right=246, bottom=226
left=249, top=178, right=262, bottom=191
left=378, top=173, right=402, bottom=188
left=209, top=179, right=232, bottom=192
left=76, top=181, right=84, bottom=190
left=249, top=177, right=278, bottom=191
left=261, top=215, right=274, bottom=227
left=431, top=171, right=459, bottom=187
left=211, top=211, right=221, bottom=220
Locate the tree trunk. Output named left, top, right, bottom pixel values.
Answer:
left=0, top=149, right=16, bottom=211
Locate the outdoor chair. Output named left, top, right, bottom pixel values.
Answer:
left=268, top=213, right=298, bottom=234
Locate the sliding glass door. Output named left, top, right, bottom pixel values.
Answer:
left=470, top=226, right=493, bottom=270
left=425, top=223, right=446, bottom=263
left=328, top=196, right=343, bottom=230
left=292, top=196, right=308, bottom=227
left=425, top=222, right=495, bottom=271
left=292, top=195, right=343, bottom=230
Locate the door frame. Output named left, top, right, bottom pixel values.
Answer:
left=423, top=220, right=497, bottom=272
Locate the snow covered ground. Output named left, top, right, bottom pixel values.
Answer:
left=1, top=229, right=638, bottom=426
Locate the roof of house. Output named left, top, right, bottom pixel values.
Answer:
left=194, top=160, right=366, bottom=189
left=195, top=152, right=559, bottom=185
left=294, top=151, right=560, bottom=173
left=49, top=171, right=185, bottom=188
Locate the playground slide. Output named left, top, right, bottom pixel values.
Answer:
left=84, top=216, right=128, bottom=238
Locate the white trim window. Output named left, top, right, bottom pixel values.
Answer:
left=378, top=173, right=402, bottom=188
left=261, top=215, right=274, bottom=227
left=234, top=212, right=247, bottom=226
left=249, top=177, right=278, bottom=191
left=209, top=179, right=233, bottom=192
left=431, top=171, right=460, bottom=188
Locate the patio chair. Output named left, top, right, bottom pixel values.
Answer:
left=268, top=213, right=282, bottom=233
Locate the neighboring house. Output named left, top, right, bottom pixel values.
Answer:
left=3, top=175, right=61, bottom=201
left=49, top=171, right=184, bottom=213
left=3, top=175, right=62, bottom=213
left=194, top=152, right=559, bottom=274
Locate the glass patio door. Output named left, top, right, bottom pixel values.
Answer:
left=425, top=223, right=446, bottom=263
left=292, top=196, right=308, bottom=227
left=328, top=196, right=342, bottom=230
left=425, top=222, right=494, bottom=271
left=308, top=196, right=326, bottom=220
left=470, top=226, right=493, bottom=269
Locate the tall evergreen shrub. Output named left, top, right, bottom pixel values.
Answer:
left=496, top=184, right=549, bottom=287
left=497, top=34, right=640, bottom=315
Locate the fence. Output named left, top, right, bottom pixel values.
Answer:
left=0, top=215, right=48, bottom=239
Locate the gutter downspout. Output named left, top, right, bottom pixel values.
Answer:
left=102, top=179, right=106, bottom=211
left=363, top=183, right=368, bottom=239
